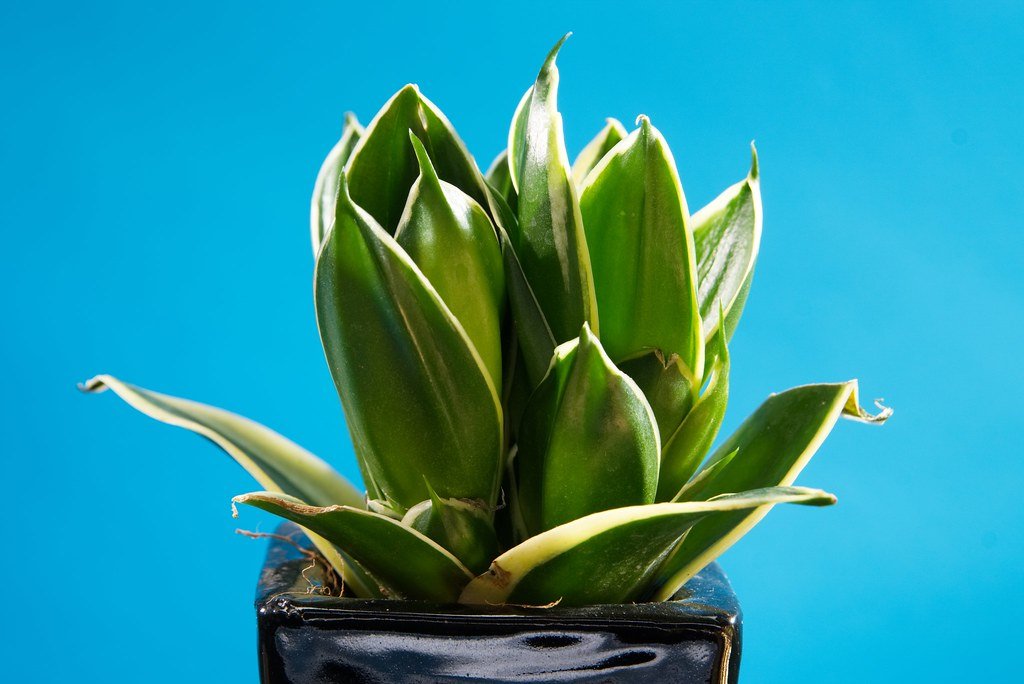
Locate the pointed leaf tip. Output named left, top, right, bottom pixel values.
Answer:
left=515, top=326, right=659, bottom=535
left=546, top=33, right=571, bottom=63
left=407, top=132, right=438, bottom=182
left=749, top=142, right=759, bottom=180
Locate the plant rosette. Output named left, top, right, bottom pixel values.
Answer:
left=83, top=34, right=890, bottom=683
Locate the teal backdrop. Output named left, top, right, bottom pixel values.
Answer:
left=2, top=2, right=1021, bottom=681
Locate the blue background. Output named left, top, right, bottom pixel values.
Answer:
left=2, top=2, right=1021, bottom=681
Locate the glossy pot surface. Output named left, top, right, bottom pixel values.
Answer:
left=256, top=523, right=741, bottom=683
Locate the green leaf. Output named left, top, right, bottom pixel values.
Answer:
left=395, top=133, right=505, bottom=386
left=516, top=324, right=659, bottom=535
left=459, top=486, right=835, bottom=607
left=484, top=182, right=556, bottom=390
left=672, top=448, right=738, bottom=502
left=500, top=229, right=557, bottom=386
left=571, top=117, right=627, bottom=187
left=694, top=144, right=762, bottom=341
left=315, top=174, right=503, bottom=514
left=485, top=150, right=517, bottom=213
left=310, top=113, right=363, bottom=255
left=234, top=492, right=473, bottom=602
left=79, top=375, right=378, bottom=598
left=508, top=35, right=598, bottom=343
left=402, top=483, right=500, bottom=575
left=656, top=330, right=730, bottom=501
left=617, top=351, right=695, bottom=447
left=579, top=116, right=703, bottom=376
left=652, top=381, right=891, bottom=599
left=345, top=84, right=490, bottom=233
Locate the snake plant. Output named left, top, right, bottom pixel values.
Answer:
left=82, top=35, right=889, bottom=606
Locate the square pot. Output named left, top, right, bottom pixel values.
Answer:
left=256, top=522, right=741, bottom=683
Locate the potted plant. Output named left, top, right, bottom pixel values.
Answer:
left=83, top=35, right=889, bottom=683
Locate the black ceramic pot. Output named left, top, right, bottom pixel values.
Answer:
left=256, top=523, right=741, bottom=683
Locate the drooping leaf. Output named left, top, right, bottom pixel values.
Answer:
left=395, top=133, right=505, bottom=386
left=571, top=117, right=627, bottom=187
left=694, top=144, right=762, bottom=340
left=79, top=375, right=378, bottom=598
left=234, top=492, right=473, bottom=602
left=460, top=487, right=835, bottom=607
left=508, top=35, right=598, bottom=343
left=402, top=482, right=500, bottom=575
left=579, top=116, right=703, bottom=376
left=652, top=381, right=891, bottom=599
left=310, top=113, right=363, bottom=255
left=516, top=324, right=659, bottom=536
left=315, top=174, right=503, bottom=513
left=345, top=85, right=490, bottom=233
left=485, top=150, right=517, bottom=213
left=656, top=330, right=730, bottom=501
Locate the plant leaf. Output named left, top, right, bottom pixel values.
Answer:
left=656, top=330, right=730, bottom=501
left=345, top=85, right=490, bottom=233
left=516, top=324, right=659, bottom=536
left=235, top=492, right=473, bottom=602
left=672, top=448, right=739, bottom=502
left=617, top=351, right=695, bottom=447
left=402, top=483, right=500, bottom=575
left=315, top=174, right=503, bottom=514
left=310, top=113, right=363, bottom=255
left=652, top=381, right=891, bottom=599
left=484, top=183, right=557, bottom=390
left=500, top=229, right=557, bottom=386
left=395, top=133, right=505, bottom=387
left=79, top=375, right=378, bottom=598
left=571, top=117, right=627, bottom=187
left=485, top=150, right=517, bottom=213
left=508, top=35, right=598, bottom=343
left=694, top=144, right=762, bottom=340
left=459, top=486, right=835, bottom=607
left=580, top=116, right=703, bottom=376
